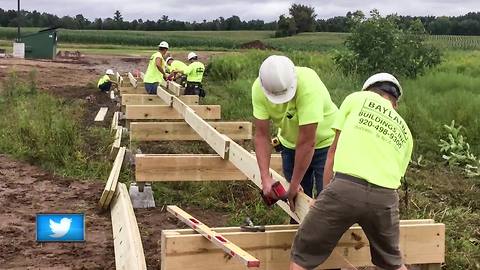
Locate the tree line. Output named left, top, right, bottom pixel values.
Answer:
left=1, top=7, right=480, bottom=35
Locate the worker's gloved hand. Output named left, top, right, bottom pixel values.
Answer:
left=287, top=184, right=303, bottom=212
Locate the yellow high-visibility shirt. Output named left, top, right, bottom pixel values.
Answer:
left=167, top=60, right=188, bottom=73
left=144, top=52, right=165, bottom=83
left=183, top=61, right=205, bottom=83
left=97, top=74, right=111, bottom=87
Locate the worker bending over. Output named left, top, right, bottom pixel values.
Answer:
left=143, top=41, right=169, bottom=95
left=97, top=69, right=118, bottom=92
left=179, top=52, right=205, bottom=96
left=252, top=55, right=338, bottom=211
left=165, top=56, right=187, bottom=83
left=290, top=73, right=413, bottom=270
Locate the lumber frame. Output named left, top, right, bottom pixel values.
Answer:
left=122, top=94, right=199, bottom=106
left=167, top=206, right=260, bottom=268
left=110, top=182, right=147, bottom=270
left=128, top=72, right=138, bottom=88
left=135, top=154, right=283, bottom=182
left=111, top=111, right=119, bottom=132
left=111, top=126, right=123, bottom=153
left=161, top=222, right=445, bottom=270
left=121, top=86, right=146, bottom=95
left=99, top=146, right=126, bottom=209
left=129, top=121, right=252, bottom=142
left=125, top=105, right=221, bottom=120
left=94, top=107, right=108, bottom=122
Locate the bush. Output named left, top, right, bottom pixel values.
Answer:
left=333, top=10, right=442, bottom=78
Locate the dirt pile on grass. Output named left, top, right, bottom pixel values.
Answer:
left=240, top=40, right=275, bottom=50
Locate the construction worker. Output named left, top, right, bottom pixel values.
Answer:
left=179, top=52, right=205, bottom=96
left=165, top=56, right=187, bottom=82
left=97, top=69, right=117, bottom=92
left=289, top=73, right=413, bottom=270
left=252, top=55, right=338, bottom=208
left=143, top=41, right=169, bottom=95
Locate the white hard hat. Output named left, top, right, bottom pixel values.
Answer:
left=165, top=56, right=173, bottom=63
left=158, top=41, right=169, bottom=49
left=259, top=55, right=297, bottom=104
left=187, top=52, right=198, bottom=61
left=106, top=69, right=114, bottom=75
left=362, top=72, right=403, bottom=98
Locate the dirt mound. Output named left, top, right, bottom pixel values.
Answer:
left=0, top=155, right=115, bottom=269
left=240, top=40, right=275, bottom=50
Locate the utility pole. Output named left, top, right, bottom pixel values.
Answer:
left=17, top=0, right=21, bottom=41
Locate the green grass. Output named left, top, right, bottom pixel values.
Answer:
left=0, top=72, right=113, bottom=180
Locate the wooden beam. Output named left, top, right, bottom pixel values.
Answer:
left=121, top=86, right=146, bottom=95
left=99, top=146, right=126, bottom=209
left=184, top=108, right=232, bottom=158
left=129, top=121, right=251, bottom=142
left=110, top=182, right=147, bottom=270
left=160, top=80, right=168, bottom=89
left=128, top=72, right=138, bottom=88
left=167, top=206, right=260, bottom=268
left=121, top=94, right=199, bottom=106
left=125, top=105, right=221, bottom=120
left=228, top=141, right=309, bottom=222
left=111, top=126, right=123, bottom=154
left=168, top=81, right=184, bottom=96
left=94, top=107, right=108, bottom=122
left=135, top=154, right=283, bottom=182
left=157, top=86, right=174, bottom=105
left=116, top=72, right=121, bottom=83
left=111, top=111, right=119, bottom=132
left=161, top=223, right=445, bottom=270
left=140, top=72, right=145, bottom=81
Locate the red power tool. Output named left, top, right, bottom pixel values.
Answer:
left=261, top=181, right=288, bottom=206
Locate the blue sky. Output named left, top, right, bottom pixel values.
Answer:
left=1, top=0, right=479, bottom=21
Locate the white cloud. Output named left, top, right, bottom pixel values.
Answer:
left=1, top=0, right=479, bottom=21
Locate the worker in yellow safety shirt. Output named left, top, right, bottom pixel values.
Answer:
left=165, top=56, right=187, bottom=83
left=97, top=69, right=118, bottom=92
left=178, top=52, right=205, bottom=97
left=143, top=41, right=169, bottom=95
left=252, top=55, right=338, bottom=223
left=289, top=73, right=413, bottom=270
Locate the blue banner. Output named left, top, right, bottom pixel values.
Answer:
left=36, top=213, right=85, bottom=242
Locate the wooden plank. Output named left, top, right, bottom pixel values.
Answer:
left=161, top=223, right=445, bottom=270
left=94, top=107, right=109, bottom=122
left=228, top=141, right=308, bottom=222
left=184, top=108, right=232, bottom=158
left=110, top=182, right=147, bottom=270
left=125, top=105, right=221, bottom=120
left=128, top=72, right=138, bottom=88
left=160, top=80, right=168, bottom=89
left=130, top=121, right=251, bottom=142
left=157, top=86, right=173, bottom=105
left=112, top=126, right=123, bottom=152
left=116, top=72, right=121, bottom=83
left=121, top=87, right=147, bottom=95
left=163, top=220, right=436, bottom=236
left=135, top=154, right=283, bottom=182
left=121, top=94, right=199, bottom=106
left=140, top=72, right=145, bottom=81
left=168, top=81, right=184, bottom=96
left=99, top=146, right=126, bottom=209
left=167, top=206, right=260, bottom=268
left=111, top=112, right=119, bottom=132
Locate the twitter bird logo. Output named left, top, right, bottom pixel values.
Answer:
left=36, top=213, right=85, bottom=242
left=49, top=218, right=72, bottom=238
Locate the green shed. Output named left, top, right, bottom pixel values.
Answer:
left=21, top=27, right=58, bottom=59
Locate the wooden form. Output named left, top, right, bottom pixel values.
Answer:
left=168, top=81, right=184, bottom=96
left=125, top=105, right=221, bottom=120
left=121, top=86, right=147, bottom=95
left=140, top=72, right=145, bottom=80
left=128, top=72, right=138, bottom=88
left=111, top=126, right=123, bottom=155
left=161, top=221, right=445, bottom=270
left=129, top=121, right=252, bottom=142
left=94, top=107, right=108, bottom=122
left=110, top=182, right=147, bottom=270
left=167, top=206, right=260, bottom=268
left=122, top=94, right=199, bottom=106
left=135, top=154, right=283, bottom=182
left=99, top=146, right=126, bottom=209
left=111, top=112, right=119, bottom=132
